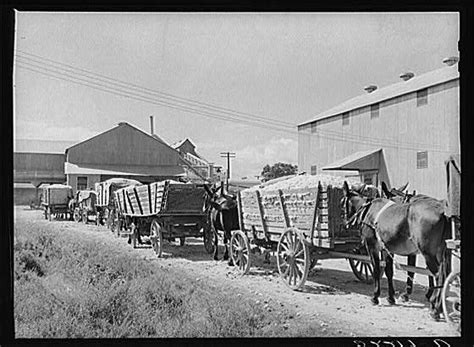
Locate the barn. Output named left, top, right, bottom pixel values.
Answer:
left=297, top=58, right=460, bottom=200
left=65, top=122, right=186, bottom=193
left=13, top=139, right=73, bottom=205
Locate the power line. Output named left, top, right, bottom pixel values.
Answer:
left=14, top=54, right=454, bottom=153
left=15, top=50, right=295, bottom=128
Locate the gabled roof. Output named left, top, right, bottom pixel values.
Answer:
left=299, top=65, right=459, bottom=126
left=322, top=148, right=382, bottom=171
left=65, top=122, right=171, bottom=153
left=172, top=138, right=195, bottom=149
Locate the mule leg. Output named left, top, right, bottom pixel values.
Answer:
left=426, top=276, right=434, bottom=301
left=402, top=254, right=416, bottom=302
left=383, top=251, right=396, bottom=305
left=424, top=254, right=441, bottom=320
left=367, top=242, right=382, bottom=305
left=213, top=229, right=219, bottom=261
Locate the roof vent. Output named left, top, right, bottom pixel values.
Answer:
left=442, top=56, right=459, bottom=66
left=364, top=85, right=377, bottom=93
left=399, top=72, right=415, bottom=81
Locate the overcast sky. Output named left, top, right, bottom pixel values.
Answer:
left=13, top=12, right=459, bottom=179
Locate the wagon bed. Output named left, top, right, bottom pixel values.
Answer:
left=114, top=180, right=213, bottom=256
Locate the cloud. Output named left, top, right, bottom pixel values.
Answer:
left=232, top=137, right=298, bottom=178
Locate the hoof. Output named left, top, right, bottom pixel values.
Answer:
left=387, top=297, right=396, bottom=305
left=127, top=239, right=131, bottom=244
left=213, top=256, right=219, bottom=261
left=228, top=260, right=234, bottom=267
left=223, top=254, right=229, bottom=261
left=401, top=294, right=409, bottom=302
left=430, top=311, right=441, bottom=321
left=371, top=297, right=379, bottom=305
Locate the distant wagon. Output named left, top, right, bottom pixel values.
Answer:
left=41, top=184, right=74, bottom=221
left=72, top=190, right=98, bottom=224
left=114, top=180, right=214, bottom=257
left=95, top=178, right=142, bottom=227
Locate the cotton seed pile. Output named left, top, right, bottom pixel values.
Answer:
left=245, top=174, right=361, bottom=192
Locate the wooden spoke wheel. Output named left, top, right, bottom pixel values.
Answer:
left=203, top=224, right=216, bottom=255
left=442, top=270, right=461, bottom=327
left=348, top=245, right=374, bottom=284
left=230, top=230, right=251, bottom=275
left=179, top=237, right=186, bottom=246
left=73, top=208, right=81, bottom=222
left=150, top=220, right=163, bottom=257
left=277, top=228, right=310, bottom=291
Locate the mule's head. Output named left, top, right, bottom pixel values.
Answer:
left=341, top=181, right=369, bottom=222
left=203, top=182, right=237, bottom=212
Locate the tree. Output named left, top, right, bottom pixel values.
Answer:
left=261, top=162, right=298, bottom=182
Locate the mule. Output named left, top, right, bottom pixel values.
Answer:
left=342, top=181, right=451, bottom=319
left=381, top=182, right=437, bottom=302
left=203, top=183, right=239, bottom=265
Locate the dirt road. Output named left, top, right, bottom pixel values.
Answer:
left=15, top=206, right=459, bottom=337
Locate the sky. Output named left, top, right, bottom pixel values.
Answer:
left=13, top=12, right=459, bottom=179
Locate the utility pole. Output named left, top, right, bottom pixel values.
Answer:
left=220, top=151, right=236, bottom=190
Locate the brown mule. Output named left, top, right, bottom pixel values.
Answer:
left=342, top=181, right=451, bottom=320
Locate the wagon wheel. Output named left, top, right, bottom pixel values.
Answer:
left=277, top=228, right=310, bottom=291
left=73, top=208, right=81, bottom=222
left=150, top=220, right=164, bottom=257
left=230, top=230, right=251, bottom=275
left=348, top=244, right=374, bottom=284
left=179, top=237, right=186, bottom=246
left=442, top=270, right=461, bottom=327
left=203, top=224, right=216, bottom=254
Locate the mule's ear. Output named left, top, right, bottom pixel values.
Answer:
left=397, top=182, right=409, bottom=192
left=203, top=184, right=213, bottom=196
left=343, top=181, right=350, bottom=196
left=381, top=182, right=392, bottom=198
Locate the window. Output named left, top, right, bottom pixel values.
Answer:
left=311, top=165, right=317, bottom=175
left=370, top=104, right=379, bottom=119
left=77, top=176, right=88, bottom=191
left=311, top=122, right=317, bottom=133
left=342, top=112, right=350, bottom=126
left=417, top=89, right=428, bottom=106
left=417, top=151, right=428, bottom=169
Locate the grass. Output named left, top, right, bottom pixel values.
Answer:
left=14, top=216, right=303, bottom=338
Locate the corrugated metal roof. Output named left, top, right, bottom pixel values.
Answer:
left=15, top=139, right=76, bottom=154
left=299, top=65, right=459, bottom=126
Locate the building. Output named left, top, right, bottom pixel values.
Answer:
left=172, top=138, right=222, bottom=182
left=13, top=139, right=74, bottom=205
left=65, top=122, right=185, bottom=193
left=297, top=58, right=460, bottom=200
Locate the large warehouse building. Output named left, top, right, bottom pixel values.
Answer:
left=298, top=58, right=460, bottom=200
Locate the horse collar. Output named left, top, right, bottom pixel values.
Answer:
left=374, top=200, right=396, bottom=225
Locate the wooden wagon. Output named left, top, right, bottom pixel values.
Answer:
left=73, top=190, right=98, bottom=224
left=95, top=178, right=142, bottom=227
left=442, top=155, right=461, bottom=329
left=41, top=184, right=74, bottom=221
left=114, top=180, right=214, bottom=257
left=232, top=182, right=375, bottom=290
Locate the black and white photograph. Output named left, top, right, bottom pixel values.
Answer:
left=10, top=10, right=464, bottom=341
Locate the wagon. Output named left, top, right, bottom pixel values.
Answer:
left=73, top=190, right=98, bottom=224
left=442, top=155, right=461, bottom=329
left=231, top=181, right=376, bottom=290
left=95, top=178, right=142, bottom=227
left=114, top=180, right=214, bottom=256
left=41, top=184, right=74, bottom=221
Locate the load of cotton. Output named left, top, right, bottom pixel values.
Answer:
left=245, top=174, right=360, bottom=192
